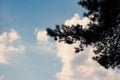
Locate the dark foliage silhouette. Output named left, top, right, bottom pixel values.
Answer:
left=46, top=0, right=120, bottom=69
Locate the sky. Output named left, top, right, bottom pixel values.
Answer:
left=0, top=0, right=120, bottom=80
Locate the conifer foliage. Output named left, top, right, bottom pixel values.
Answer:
left=46, top=0, right=120, bottom=69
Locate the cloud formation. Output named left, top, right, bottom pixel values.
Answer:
left=35, top=28, right=57, bottom=53
left=0, top=28, right=26, bottom=64
left=35, top=14, right=120, bottom=80
left=64, top=13, right=90, bottom=28
left=56, top=43, right=120, bottom=80
left=55, top=13, right=120, bottom=80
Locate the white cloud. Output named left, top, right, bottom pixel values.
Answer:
left=0, top=28, right=26, bottom=64
left=35, top=29, right=57, bottom=53
left=7, top=45, right=26, bottom=53
left=64, top=13, right=90, bottom=28
left=56, top=41, right=120, bottom=80
left=35, top=14, right=120, bottom=80
left=8, top=28, right=20, bottom=43
left=36, top=29, right=49, bottom=43
left=56, top=42, right=77, bottom=80
left=55, top=14, right=120, bottom=80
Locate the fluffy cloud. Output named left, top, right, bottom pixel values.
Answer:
left=56, top=44, right=120, bottom=80
left=55, top=14, right=120, bottom=80
left=64, top=13, right=90, bottom=28
left=0, top=28, right=26, bottom=64
left=36, top=29, right=49, bottom=43
left=35, top=14, right=90, bottom=53
left=8, top=29, right=20, bottom=43
left=35, top=13, right=120, bottom=80
left=35, top=28, right=57, bottom=53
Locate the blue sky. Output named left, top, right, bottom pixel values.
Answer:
left=0, top=0, right=84, bottom=43
left=0, top=0, right=83, bottom=80
left=0, top=0, right=120, bottom=80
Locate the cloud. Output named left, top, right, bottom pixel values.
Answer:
left=8, top=28, right=20, bottom=43
left=55, top=13, right=120, bottom=80
left=35, top=14, right=90, bottom=53
left=35, top=28, right=57, bottom=53
left=64, top=13, right=90, bottom=28
left=35, top=29, right=49, bottom=43
left=7, top=45, right=26, bottom=53
left=56, top=42, right=77, bottom=80
left=34, top=13, right=120, bottom=80
left=0, top=28, right=26, bottom=64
